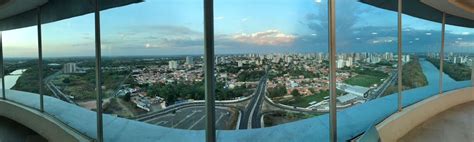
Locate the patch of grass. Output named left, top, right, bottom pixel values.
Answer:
left=279, top=90, right=329, bottom=108
left=344, top=74, right=384, bottom=87
left=54, top=70, right=129, bottom=101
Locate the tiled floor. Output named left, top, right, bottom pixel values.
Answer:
left=399, top=101, right=474, bottom=142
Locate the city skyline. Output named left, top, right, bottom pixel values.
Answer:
left=1, top=0, right=473, bottom=58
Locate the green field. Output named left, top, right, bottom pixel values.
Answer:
left=344, top=74, right=384, bottom=87
left=53, top=70, right=129, bottom=101
left=279, top=90, right=329, bottom=108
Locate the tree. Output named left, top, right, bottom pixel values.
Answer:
left=63, top=77, right=71, bottom=84
left=122, top=92, right=131, bottom=102
left=268, top=85, right=287, bottom=98
left=290, top=89, right=301, bottom=97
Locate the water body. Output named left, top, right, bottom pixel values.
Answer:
left=0, top=69, right=26, bottom=89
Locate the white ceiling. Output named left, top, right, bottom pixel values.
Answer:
left=421, top=0, right=474, bottom=20
left=0, top=0, right=48, bottom=20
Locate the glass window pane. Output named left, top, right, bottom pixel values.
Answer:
left=41, top=12, right=97, bottom=138
left=443, top=25, right=474, bottom=91
left=215, top=0, right=327, bottom=140
left=399, top=15, right=441, bottom=104
left=334, top=1, right=398, bottom=140
left=100, top=0, right=206, bottom=140
left=2, top=27, right=41, bottom=110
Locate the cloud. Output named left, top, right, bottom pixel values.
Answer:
left=454, top=41, right=474, bottom=48
left=61, top=22, right=474, bottom=56
left=215, top=16, right=225, bottom=20
left=231, top=30, right=296, bottom=46
left=369, top=36, right=396, bottom=44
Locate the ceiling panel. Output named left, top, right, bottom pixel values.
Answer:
left=422, top=0, right=474, bottom=20
left=0, top=0, right=48, bottom=20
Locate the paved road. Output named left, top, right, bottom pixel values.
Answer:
left=239, top=75, right=267, bottom=129
left=44, top=71, right=78, bottom=105
left=369, top=70, right=398, bottom=100
left=46, top=82, right=78, bottom=105
left=135, top=75, right=269, bottom=130
left=144, top=106, right=235, bottom=130
left=250, top=76, right=267, bottom=128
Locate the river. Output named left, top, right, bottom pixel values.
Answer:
left=0, top=69, right=26, bottom=89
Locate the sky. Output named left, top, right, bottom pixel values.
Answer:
left=1, top=0, right=473, bottom=57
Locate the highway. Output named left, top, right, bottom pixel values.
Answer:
left=249, top=76, right=267, bottom=128
left=46, top=82, right=77, bottom=105
left=144, top=106, right=235, bottom=130
left=236, top=75, right=267, bottom=129
left=44, top=71, right=78, bottom=105
left=134, top=75, right=269, bottom=130
left=368, top=70, right=398, bottom=100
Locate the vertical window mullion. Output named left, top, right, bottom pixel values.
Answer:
left=439, top=12, right=446, bottom=95
left=397, top=0, right=403, bottom=112
left=328, top=0, right=337, bottom=141
left=204, top=0, right=216, bottom=141
left=0, top=32, right=4, bottom=100
left=37, top=7, right=44, bottom=112
left=94, top=0, right=104, bottom=141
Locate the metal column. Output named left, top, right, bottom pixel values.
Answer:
left=94, top=0, right=104, bottom=141
left=439, top=13, right=446, bottom=95
left=204, top=0, right=216, bottom=141
left=0, top=32, right=4, bottom=100
left=472, top=60, right=474, bottom=87
left=397, top=0, right=403, bottom=112
left=328, top=0, right=337, bottom=141
left=37, top=7, right=44, bottom=112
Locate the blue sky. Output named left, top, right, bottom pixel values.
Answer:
left=1, top=0, right=473, bottom=57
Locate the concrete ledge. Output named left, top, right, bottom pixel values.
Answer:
left=376, top=87, right=474, bottom=142
left=0, top=99, right=93, bottom=142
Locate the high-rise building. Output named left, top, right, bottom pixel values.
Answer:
left=185, top=56, right=194, bottom=65
left=337, top=59, right=345, bottom=68
left=286, top=56, right=293, bottom=63
left=169, top=60, right=178, bottom=69
left=346, top=58, right=353, bottom=67
left=63, top=63, right=77, bottom=73
left=237, top=61, right=243, bottom=67
left=402, top=55, right=411, bottom=63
